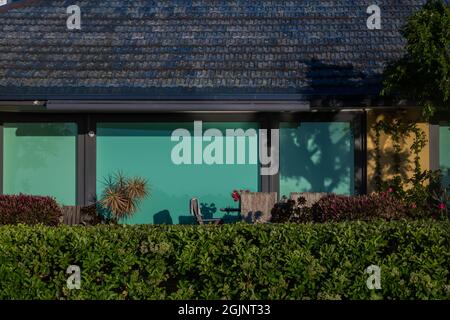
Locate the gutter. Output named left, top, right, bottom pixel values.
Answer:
left=45, top=100, right=311, bottom=112
left=0, top=98, right=419, bottom=113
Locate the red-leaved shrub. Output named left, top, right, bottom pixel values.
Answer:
left=0, top=194, right=62, bottom=226
left=312, top=192, right=410, bottom=222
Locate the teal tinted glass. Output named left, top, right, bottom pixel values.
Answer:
left=96, top=122, right=260, bottom=224
left=279, top=122, right=354, bottom=196
left=439, top=125, right=450, bottom=187
left=3, top=122, right=77, bottom=205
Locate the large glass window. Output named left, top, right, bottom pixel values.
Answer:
left=440, top=125, right=450, bottom=187
left=3, top=122, right=77, bottom=205
left=96, top=122, right=260, bottom=224
left=279, top=122, right=354, bottom=196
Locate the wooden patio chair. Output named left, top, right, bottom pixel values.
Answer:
left=190, top=198, right=223, bottom=225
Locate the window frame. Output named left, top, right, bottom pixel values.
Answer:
left=431, top=119, right=450, bottom=186
left=0, top=113, right=86, bottom=204
left=274, top=111, right=366, bottom=196
left=0, top=110, right=366, bottom=206
left=429, top=114, right=450, bottom=173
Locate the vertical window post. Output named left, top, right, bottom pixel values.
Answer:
left=429, top=123, right=440, bottom=172
left=84, top=115, right=97, bottom=206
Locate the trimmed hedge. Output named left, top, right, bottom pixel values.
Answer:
left=0, top=194, right=62, bottom=226
left=0, top=221, right=449, bottom=300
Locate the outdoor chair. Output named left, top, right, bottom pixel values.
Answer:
left=190, top=198, right=223, bottom=225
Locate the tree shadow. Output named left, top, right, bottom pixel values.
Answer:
left=278, top=58, right=387, bottom=196
left=366, top=110, right=426, bottom=191
left=367, top=126, right=412, bottom=187
left=280, top=121, right=354, bottom=195
left=304, top=58, right=381, bottom=99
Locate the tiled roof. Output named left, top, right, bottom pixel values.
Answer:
left=0, top=0, right=426, bottom=100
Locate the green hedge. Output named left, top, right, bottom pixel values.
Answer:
left=0, top=221, right=449, bottom=300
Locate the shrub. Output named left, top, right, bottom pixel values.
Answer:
left=79, top=204, right=105, bottom=226
left=431, top=185, right=450, bottom=220
left=0, top=194, right=62, bottom=226
left=271, top=196, right=313, bottom=223
left=312, top=192, right=410, bottom=222
left=0, top=221, right=448, bottom=300
left=381, top=170, right=450, bottom=220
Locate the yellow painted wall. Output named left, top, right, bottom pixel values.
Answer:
left=366, top=110, right=430, bottom=192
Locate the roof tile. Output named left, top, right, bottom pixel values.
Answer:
left=0, top=0, right=426, bottom=98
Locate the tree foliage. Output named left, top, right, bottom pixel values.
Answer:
left=382, top=0, right=450, bottom=116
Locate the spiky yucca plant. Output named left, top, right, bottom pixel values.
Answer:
left=99, top=171, right=149, bottom=222
left=126, top=177, right=148, bottom=200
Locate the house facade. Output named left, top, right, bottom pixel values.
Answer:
left=0, top=0, right=448, bottom=224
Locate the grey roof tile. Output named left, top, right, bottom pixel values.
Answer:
left=0, top=0, right=426, bottom=99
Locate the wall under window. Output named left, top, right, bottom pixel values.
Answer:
left=2, top=122, right=77, bottom=205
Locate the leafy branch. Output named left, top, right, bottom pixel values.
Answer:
left=381, top=0, right=450, bottom=117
